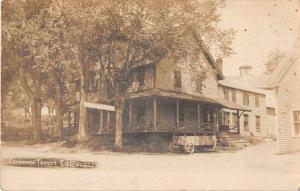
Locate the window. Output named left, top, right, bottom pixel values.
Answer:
left=87, top=71, right=98, bottom=92
left=179, top=102, right=184, bottom=126
left=223, top=88, right=229, bottom=100
left=266, top=107, right=276, bottom=116
left=174, top=70, right=181, bottom=88
left=107, top=82, right=113, bottom=99
left=244, top=114, right=249, bottom=131
left=293, top=111, right=300, bottom=136
left=243, top=92, right=250, bottom=106
left=137, top=67, right=145, bottom=86
left=195, top=79, right=203, bottom=93
left=232, top=113, right=238, bottom=126
left=224, top=112, right=230, bottom=125
left=75, top=80, right=80, bottom=92
left=256, top=115, right=261, bottom=132
left=137, top=102, right=146, bottom=123
left=255, top=95, right=260, bottom=107
left=232, top=89, right=236, bottom=103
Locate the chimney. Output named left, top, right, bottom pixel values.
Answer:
left=216, top=58, right=223, bottom=72
left=239, top=65, right=252, bottom=77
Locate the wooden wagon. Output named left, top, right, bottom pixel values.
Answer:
left=169, top=134, right=217, bottom=154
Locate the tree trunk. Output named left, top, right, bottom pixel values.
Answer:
left=53, top=98, right=64, bottom=139
left=19, top=68, right=43, bottom=142
left=53, top=73, right=64, bottom=140
left=114, top=97, right=125, bottom=150
left=78, top=74, right=88, bottom=140
left=31, top=98, right=42, bottom=142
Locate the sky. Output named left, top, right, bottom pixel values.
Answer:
left=218, top=0, right=300, bottom=76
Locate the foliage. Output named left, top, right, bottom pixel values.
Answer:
left=2, top=0, right=235, bottom=143
left=264, top=50, right=285, bottom=74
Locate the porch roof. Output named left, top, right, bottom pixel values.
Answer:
left=214, top=98, right=251, bottom=112
left=127, top=88, right=250, bottom=111
left=126, top=88, right=219, bottom=105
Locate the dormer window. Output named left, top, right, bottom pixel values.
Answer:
left=174, top=70, right=181, bottom=88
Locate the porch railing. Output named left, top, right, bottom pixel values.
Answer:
left=98, top=119, right=217, bottom=134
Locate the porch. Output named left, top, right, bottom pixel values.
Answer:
left=99, top=88, right=221, bottom=135
left=66, top=89, right=250, bottom=136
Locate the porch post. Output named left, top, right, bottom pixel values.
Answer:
left=216, top=107, right=219, bottom=133
left=99, top=110, right=103, bottom=132
left=153, top=97, right=157, bottom=130
left=237, top=110, right=240, bottom=134
left=129, top=102, right=132, bottom=129
left=68, top=112, right=71, bottom=128
left=176, top=101, right=180, bottom=128
left=197, top=103, right=200, bottom=129
left=107, top=111, right=110, bottom=129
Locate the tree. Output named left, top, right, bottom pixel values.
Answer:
left=25, top=1, right=78, bottom=139
left=265, top=50, right=285, bottom=74
left=2, top=0, right=50, bottom=142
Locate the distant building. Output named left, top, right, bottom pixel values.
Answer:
left=265, top=56, right=300, bottom=153
left=218, top=65, right=277, bottom=138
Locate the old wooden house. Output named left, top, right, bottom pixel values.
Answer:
left=66, top=39, right=249, bottom=148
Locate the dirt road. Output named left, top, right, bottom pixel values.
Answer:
left=1, top=141, right=299, bottom=190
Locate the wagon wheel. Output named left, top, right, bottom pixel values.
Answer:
left=169, top=142, right=175, bottom=152
left=184, top=144, right=195, bottom=154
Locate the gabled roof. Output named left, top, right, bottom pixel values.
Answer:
left=218, top=76, right=267, bottom=95
left=265, top=60, right=296, bottom=88
left=192, top=30, right=225, bottom=80
left=129, top=29, right=225, bottom=80
left=265, top=42, right=300, bottom=88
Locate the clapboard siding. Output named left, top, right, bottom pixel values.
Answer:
left=277, top=62, right=300, bottom=153
left=156, top=50, right=219, bottom=98
left=181, top=51, right=219, bottom=98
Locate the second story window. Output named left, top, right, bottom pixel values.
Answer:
left=75, top=79, right=80, bottom=92
left=174, top=70, right=181, bottom=89
left=223, top=88, right=229, bottom=100
left=87, top=71, right=98, bottom=92
left=137, top=67, right=145, bottom=86
left=107, top=82, right=113, bottom=99
left=195, top=79, right=203, bottom=93
left=243, top=92, right=250, bottom=106
left=232, top=89, right=236, bottom=103
left=255, top=95, right=260, bottom=107
left=266, top=107, right=276, bottom=116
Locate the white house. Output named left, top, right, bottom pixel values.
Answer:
left=265, top=53, right=300, bottom=153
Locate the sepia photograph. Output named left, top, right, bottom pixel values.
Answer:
left=1, top=0, right=300, bottom=190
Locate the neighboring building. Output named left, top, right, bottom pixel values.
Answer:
left=265, top=56, right=300, bottom=153
left=218, top=66, right=277, bottom=138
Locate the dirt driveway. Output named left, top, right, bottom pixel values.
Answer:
left=1, top=141, right=299, bottom=190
